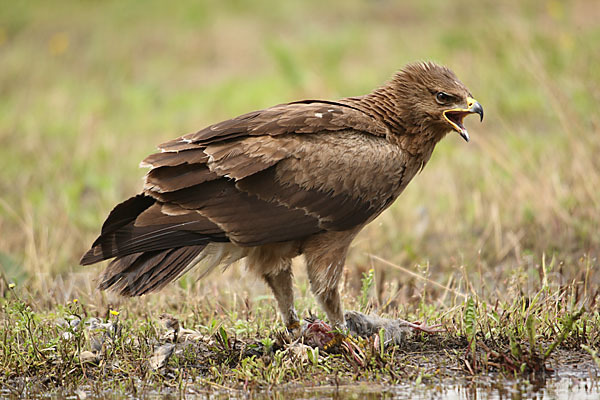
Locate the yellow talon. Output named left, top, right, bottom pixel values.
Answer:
left=323, top=332, right=345, bottom=351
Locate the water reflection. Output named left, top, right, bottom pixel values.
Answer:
left=8, top=375, right=598, bottom=399
left=268, top=378, right=599, bottom=400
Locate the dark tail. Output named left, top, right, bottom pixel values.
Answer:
left=97, top=245, right=205, bottom=296
left=80, top=194, right=224, bottom=296
left=80, top=194, right=155, bottom=265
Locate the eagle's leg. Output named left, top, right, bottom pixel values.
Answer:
left=307, top=263, right=345, bottom=327
left=246, top=244, right=301, bottom=331
left=303, top=230, right=357, bottom=330
left=304, top=253, right=346, bottom=350
left=261, top=260, right=301, bottom=331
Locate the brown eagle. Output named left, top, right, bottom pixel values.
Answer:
left=81, top=62, right=483, bottom=332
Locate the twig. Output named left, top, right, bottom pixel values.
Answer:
left=367, top=254, right=467, bottom=299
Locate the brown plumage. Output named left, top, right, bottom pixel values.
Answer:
left=81, top=62, right=483, bottom=330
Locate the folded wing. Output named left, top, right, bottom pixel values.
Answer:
left=81, top=100, right=405, bottom=295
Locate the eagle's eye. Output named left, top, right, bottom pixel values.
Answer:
left=435, top=92, right=454, bottom=105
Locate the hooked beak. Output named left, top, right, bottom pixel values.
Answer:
left=443, top=97, right=484, bottom=142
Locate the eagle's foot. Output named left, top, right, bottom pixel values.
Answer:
left=300, top=318, right=364, bottom=364
left=286, top=320, right=302, bottom=333
left=270, top=319, right=304, bottom=346
left=301, top=318, right=342, bottom=350
left=300, top=318, right=365, bottom=366
left=323, top=331, right=345, bottom=351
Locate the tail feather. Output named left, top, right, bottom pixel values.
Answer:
left=80, top=225, right=216, bottom=265
left=98, top=245, right=206, bottom=296
left=80, top=194, right=227, bottom=266
left=97, top=194, right=155, bottom=241
left=81, top=193, right=242, bottom=296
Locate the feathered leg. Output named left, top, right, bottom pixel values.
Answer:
left=303, top=230, right=358, bottom=329
left=245, top=243, right=301, bottom=330
left=306, top=258, right=345, bottom=327
left=262, top=260, right=300, bottom=329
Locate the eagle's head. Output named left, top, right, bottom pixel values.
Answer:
left=392, top=62, right=484, bottom=142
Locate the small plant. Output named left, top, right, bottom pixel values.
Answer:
left=359, top=269, right=375, bottom=313
left=307, top=346, right=319, bottom=367
left=260, top=336, right=274, bottom=354
left=463, top=297, right=477, bottom=363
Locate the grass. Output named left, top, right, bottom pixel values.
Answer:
left=1, top=0, right=599, bottom=397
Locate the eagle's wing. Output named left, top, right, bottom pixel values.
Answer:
left=81, top=101, right=407, bottom=294
left=142, top=101, right=403, bottom=243
left=158, top=100, right=390, bottom=148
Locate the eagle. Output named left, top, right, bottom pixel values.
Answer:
left=81, top=62, right=483, bottom=333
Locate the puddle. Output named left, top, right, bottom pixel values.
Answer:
left=8, top=373, right=598, bottom=400
left=281, top=378, right=599, bottom=400
left=4, top=358, right=598, bottom=400
left=251, top=374, right=599, bottom=400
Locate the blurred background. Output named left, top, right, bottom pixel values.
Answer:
left=0, top=0, right=599, bottom=310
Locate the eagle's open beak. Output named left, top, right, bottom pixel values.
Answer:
left=443, top=97, right=484, bottom=142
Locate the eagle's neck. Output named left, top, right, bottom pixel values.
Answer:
left=341, top=88, right=448, bottom=157
left=340, top=89, right=405, bottom=135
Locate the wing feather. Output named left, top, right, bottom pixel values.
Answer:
left=145, top=164, right=219, bottom=193
left=82, top=98, right=402, bottom=294
left=141, top=148, right=208, bottom=168
left=150, top=178, right=323, bottom=246
left=157, top=101, right=389, bottom=149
